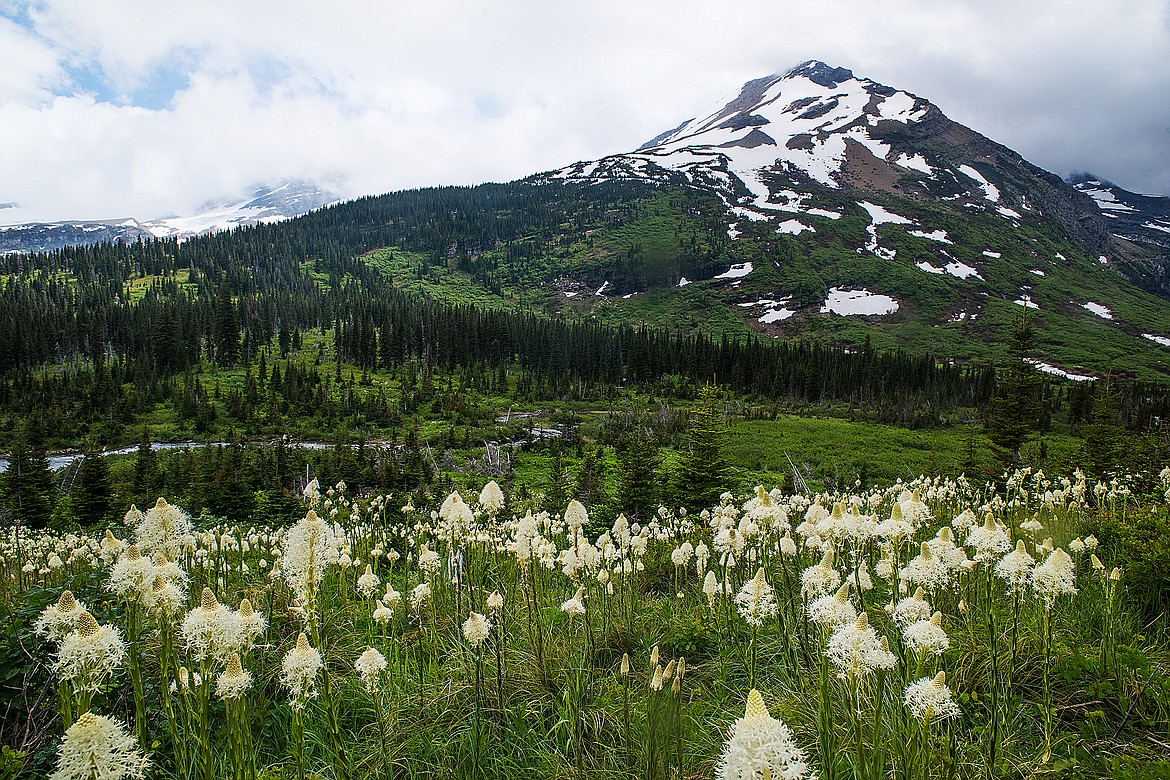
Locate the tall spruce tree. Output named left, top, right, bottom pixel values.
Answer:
left=617, top=424, right=660, bottom=518
left=987, top=315, right=1043, bottom=466
left=672, top=383, right=732, bottom=509
left=1, top=419, right=55, bottom=528
left=73, top=449, right=115, bottom=527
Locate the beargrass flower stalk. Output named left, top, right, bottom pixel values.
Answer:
left=216, top=654, right=255, bottom=780
left=716, top=688, right=815, bottom=780
left=355, top=647, right=391, bottom=780
left=54, top=610, right=126, bottom=720
left=37, top=590, right=86, bottom=727
left=486, top=589, right=506, bottom=713
left=49, top=711, right=150, bottom=780
left=561, top=587, right=588, bottom=779
left=620, top=653, right=632, bottom=768
left=736, top=568, right=777, bottom=687
left=826, top=613, right=896, bottom=779
left=281, top=633, right=322, bottom=780
left=996, top=540, right=1034, bottom=685
left=1031, top=547, right=1077, bottom=762
left=903, top=671, right=960, bottom=780
left=107, top=545, right=152, bottom=748
left=463, top=611, right=492, bottom=776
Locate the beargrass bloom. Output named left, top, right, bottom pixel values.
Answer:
left=904, top=671, right=961, bottom=722
left=180, top=588, right=235, bottom=664
left=355, top=646, right=388, bottom=693
left=54, top=611, right=127, bottom=694
left=736, top=568, right=778, bottom=628
left=479, top=481, right=505, bottom=518
left=801, top=550, right=841, bottom=599
left=486, top=590, right=505, bottom=611
left=716, top=688, right=815, bottom=780
left=995, top=540, right=1036, bottom=594
left=215, top=654, right=253, bottom=701
left=902, top=612, right=949, bottom=656
left=1031, top=548, right=1078, bottom=607
left=281, top=633, right=323, bottom=709
left=49, top=712, right=149, bottom=780
left=561, top=586, right=586, bottom=617
left=357, top=564, right=380, bottom=599
left=826, top=613, right=897, bottom=679
left=807, top=583, right=857, bottom=631
left=35, top=590, right=88, bottom=644
left=462, top=611, right=492, bottom=647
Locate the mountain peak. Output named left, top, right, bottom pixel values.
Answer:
left=782, top=60, right=856, bottom=88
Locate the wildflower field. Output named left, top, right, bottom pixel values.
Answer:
left=2, top=470, right=1169, bottom=779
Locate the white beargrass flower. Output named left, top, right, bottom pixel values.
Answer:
left=479, top=481, right=505, bottom=518
left=1031, top=548, right=1078, bottom=608
left=899, top=542, right=953, bottom=591
left=716, top=688, right=815, bottom=780
left=902, top=612, right=949, bottom=656
left=417, top=545, right=441, bottom=576
left=807, top=583, right=857, bottom=631
left=357, top=564, right=380, bottom=599
left=486, top=590, right=505, bottom=611
left=826, top=613, right=896, bottom=679
left=779, top=531, right=798, bottom=558
left=735, top=568, right=778, bottom=628
left=561, top=586, right=586, bottom=617
left=372, top=601, right=393, bottom=625
left=439, top=491, right=474, bottom=543
left=106, top=545, right=156, bottom=602
left=180, top=588, right=235, bottom=664
left=904, top=671, right=961, bottom=722
left=891, top=588, right=932, bottom=627
left=49, top=711, right=150, bottom=780
left=800, top=550, right=841, bottom=599
left=565, top=499, right=590, bottom=532
left=54, top=611, right=127, bottom=694
left=966, top=513, right=1011, bottom=564
left=703, top=571, right=721, bottom=608
left=230, top=598, right=266, bottom=652
left=462, top=611, right=492, bottom=647
left=280, top=510, right=336, bottom=611
left=215, top=654, right=253, bottom=701
left=134, top=497, right=194, bottom=559
left=281, top=633, right=323, bottom=709
left=409, top=583, right=431, bottom=613
left=35, top=590, right=88, bottom=644
left=995, top=540, right=1036, bottom=594
left=355, top=646, right=388, bottom=693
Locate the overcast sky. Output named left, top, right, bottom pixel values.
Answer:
left=2, top=0, right=1169, bottom=223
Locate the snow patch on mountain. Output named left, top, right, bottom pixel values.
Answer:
left=821, top=288, right=899, bottom=316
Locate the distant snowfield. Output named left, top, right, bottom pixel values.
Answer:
left=1143, top=333, right=1170, bottom=347
left=1082, top=302, right=1112, bottom=319
left=1013, top=296, right=1039, bottom=309
left=714, top=262, right=753, bottom=280
left=776, top=219, right=814, bottom=235
left=915, top=258, right=981, bottom=280
left=1025, top=359, right=1094, bottom=382
left=820, top=287, right=899, bottom=316
left=958, top=165, right=1000, bottom=203
left=907, top=228, right=952, bottom=244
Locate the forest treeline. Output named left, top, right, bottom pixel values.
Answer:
left=3, top=179, right=1170, bottom=530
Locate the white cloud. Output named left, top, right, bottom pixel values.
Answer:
left=1, top=0, right=1168, bottom=222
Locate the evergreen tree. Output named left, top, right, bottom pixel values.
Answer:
left=214, top=279, right=240, bottom=366
left=73, top=449, right=115, bottom=527
left=543, top=445, right=570, bottom=512
left=573, top=446, right=610, bottom=511
left=132, top=427, right=160, bottom=505
left=671, top=383, right=732, bottom=510
left=987, top=315, right=1043, bottom=466
left=616, top=425, right=660, bottom=518
left=1, top=420, right=55, bottom=528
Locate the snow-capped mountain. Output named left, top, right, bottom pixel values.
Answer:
left=535, top=60, right=1170, bottom=380
left=0, top=180, right=339, bottom=254
left=548, top=60, right=1108, bottom=253
left=1069, top=174, right=1170, bottom=249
